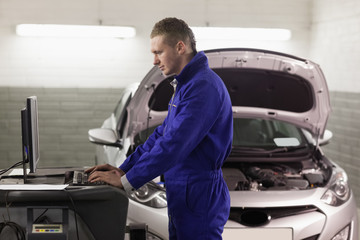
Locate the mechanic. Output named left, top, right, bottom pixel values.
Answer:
left=87, top=17, right=233, bottom=239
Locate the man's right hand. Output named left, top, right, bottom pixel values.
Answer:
left=85, top=164, right=126, bottom=188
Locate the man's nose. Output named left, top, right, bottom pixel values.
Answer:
left=153, top=55, right=160, bottom=65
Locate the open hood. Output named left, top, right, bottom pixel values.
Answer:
left=127, top=48, right=331, bottom=142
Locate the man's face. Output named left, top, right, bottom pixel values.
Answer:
left=151, top=35, right=182, bottom=76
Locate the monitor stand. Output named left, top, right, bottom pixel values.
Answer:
left=0, top=169, right=63, bottom=185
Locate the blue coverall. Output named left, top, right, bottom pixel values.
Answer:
left=120, top=51, right=233, bottom=239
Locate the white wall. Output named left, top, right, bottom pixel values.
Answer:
left=310, top=0, right=360, bottom=92
left=0, top=0, right=312, bottom=88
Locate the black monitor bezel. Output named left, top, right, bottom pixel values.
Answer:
left=21, top=96, right=40, bottom=183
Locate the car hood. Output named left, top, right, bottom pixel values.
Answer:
left=127, top=48, right=331, bottom=141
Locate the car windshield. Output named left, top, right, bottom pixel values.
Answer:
left=233, top=118, right=305, bottom=147
left=231, top=118, right=311, bottom=159
left=133, top=118, right=308, bottom=153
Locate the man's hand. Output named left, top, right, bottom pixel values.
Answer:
left=85, top=164, right=125, bottom=188
left=85, top=164, right=124, bottom=175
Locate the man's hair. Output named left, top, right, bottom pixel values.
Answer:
left=150, top=17, right=197, bottom=53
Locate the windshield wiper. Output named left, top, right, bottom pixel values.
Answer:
left=230, top=145, right=309, bottom=156
left=265, top=145, right=308, bottom=154
left=231, top=146, right=268, bottom=152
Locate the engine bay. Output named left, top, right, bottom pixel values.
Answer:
left=222, top=159, right=332, bottom=191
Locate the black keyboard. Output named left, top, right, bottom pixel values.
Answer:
left=64, top=170, right=106, bottom=186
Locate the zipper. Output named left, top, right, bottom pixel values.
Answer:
left=163, top=79, right=178, bottom=135
left=169, top=79, right=178, bottom=114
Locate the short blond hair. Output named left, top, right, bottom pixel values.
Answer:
left=150, top=17, right=197, bottom=52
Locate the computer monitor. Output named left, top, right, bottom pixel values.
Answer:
left=21, top=96, right=40, bottom=183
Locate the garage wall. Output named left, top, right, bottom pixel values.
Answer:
left=0, top=0, right=312, bottom=168
left=0, top=0, right=312, bottom=88
left=0, top=0, right=359, bottom=207
left=0, top=87, right=123, bottom=168
left=309, top=0, right=360, bottom=206
left=310, top=0, right=360, bottom=92
left=322, top=92, right=360, bottom=202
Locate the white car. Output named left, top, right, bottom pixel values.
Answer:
left=89, top=48, right=358, bottom=240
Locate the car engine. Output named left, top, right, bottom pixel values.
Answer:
left=222, top=160, right=331, bottom=191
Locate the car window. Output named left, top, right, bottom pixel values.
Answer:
left=114, top=90, right=133, bottom=136
left=133, top=125, right=159, bottom=149
left=114, top=90, right=131, bottom=122
left=233, top=118, right=305, bottom=148
left=148, top=77, right=174, bottom=112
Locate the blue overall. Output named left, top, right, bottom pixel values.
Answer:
left=120, top=51, right=233, bottom=239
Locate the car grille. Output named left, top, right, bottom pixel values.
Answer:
left=302, top=235, right=319, bottom=240
left=229, top=205, right=319, bottom=227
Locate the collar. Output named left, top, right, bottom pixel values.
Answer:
left=175, top=51, right=208, bottom=84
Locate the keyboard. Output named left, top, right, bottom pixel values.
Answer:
left=64, top=170, right=106, bottom=186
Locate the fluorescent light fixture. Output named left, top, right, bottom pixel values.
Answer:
left=191, top=27, right=291, bottom=41
left=16, top=24, right=136, bottom=38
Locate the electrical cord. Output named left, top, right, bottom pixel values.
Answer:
left=0, top=161, right=23, bottom=176
left=64, top=189, right=80, bottom=240
left=0, top=191, right=26, bottom=240
left=33, top=209, right=49, bottom=223
left=0, top=221, right=26, bottom=240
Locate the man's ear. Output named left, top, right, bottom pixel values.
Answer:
left=176, top=41, right=186, bottom=54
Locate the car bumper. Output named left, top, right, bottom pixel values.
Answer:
left=126, top=191, right=358, bottom=240
left=224, top=192, right=358, bottom=240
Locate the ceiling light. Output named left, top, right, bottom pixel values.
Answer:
left=191, top=27, right=291, bottom=41
left=16, top=24, right=136, bottom=38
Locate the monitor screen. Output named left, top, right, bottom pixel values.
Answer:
left=21, top=96, right=40, bottom=182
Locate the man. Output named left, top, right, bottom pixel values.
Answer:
left=87, top=17, right=233, bottom=239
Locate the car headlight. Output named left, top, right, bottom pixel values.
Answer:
left=128, top=181, right=167, bottom=208
left=321, top=168, right=350, bottom=206
left=331, top=224, right=350, bottom=240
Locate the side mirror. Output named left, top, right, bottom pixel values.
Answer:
left=88, top=128, right=123, bottom=148
left=319, top=129, right=333, bottom=146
